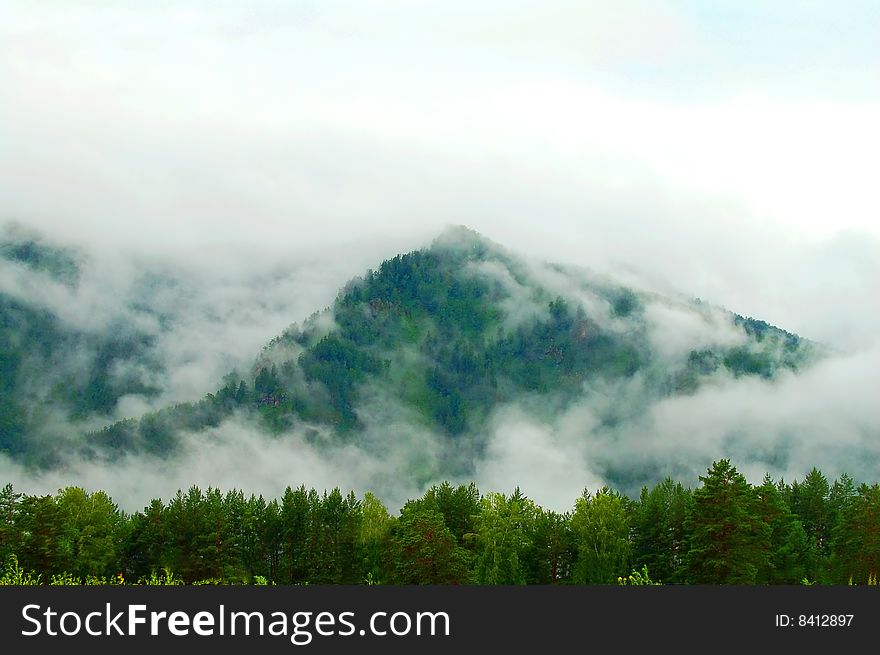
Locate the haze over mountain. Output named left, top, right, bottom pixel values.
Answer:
left=3, top=223, right=877, bottom=513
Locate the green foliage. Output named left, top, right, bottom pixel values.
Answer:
left=388, top=507, right=471, bottom=584
left=571, top=487, right=631, bottom=584
left=617, top=565, right=661, bottom=586
left=406, top=482, right=481, bottom=546
left=55, top=487, right=126, bottom=579
left=299, top=335, right=384, bottom=430
left=685, top=460, right=771, bottom=584
left=0, top=554, right=41, bottom=585
left=721, top=315, right=815, bottom=378
left=0, top=483, right=22, bottom=563
left=139, top=568, right=182, bottom=586
left=49, top=572, right=83, bottom=585
left=470, top=491, right=537, bottom=584
left=723, top=346, right=774, bottom=378
left=359, top=492, right=393, bottom=584
left=755, top=476, right=814, bottom=584
left=790, top=468, right=831, bottom=560
left=828, top=484, right=880, bottom=585
left=631, top=478, right=692, bottom=583
left=525, top=508, right=575, bottom=584
left=0, top=461, right=877, bottom=585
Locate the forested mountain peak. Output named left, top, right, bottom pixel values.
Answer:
left=2, top=226, right=823, bottom=495
left=77, top=228, right=818, bottom=482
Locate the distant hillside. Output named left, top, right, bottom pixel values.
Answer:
left=73, top=227, right=819, bottom=481
left=0, top=232, right=163, bottom=464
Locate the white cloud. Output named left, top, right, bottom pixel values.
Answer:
left=643, top=299, right=746, bottom=366
left=474, top=404, right=606, bottom=511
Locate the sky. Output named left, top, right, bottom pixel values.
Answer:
left=2, top=1, right=879, bottom=349
left=1, top=1, right=879, bottom=509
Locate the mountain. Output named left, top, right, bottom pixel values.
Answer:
left=45, top=226, right=818, bottom=487
left=0, top=231, right=163, bottom=463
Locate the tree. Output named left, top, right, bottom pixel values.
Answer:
left=570, top=487, right=631, bottom=584
left=754, top=476, right=813, bottom=584
left=523, top=508, right=574, bottom=584
left=164, top=487, right=201, bottom=581
left=124, top=498, right=170, bottom=580
left=280, top=486, right=310, bottom=584
left=411, top=482, right=480, bottom=546
left=790, top=468, right=830, bottom=560
left=631, top=478, right=692, bottom=583
left=16, top=494, right=64, bottom=576
left=54, top=487, right=125, bottom=579
left=829, top=483, right=880, bottom=584
left=196, top=487, right=238, bottom=582
left=685, top=460, right=770, bottom=584
left=359, top=492, right=392, bottom=583
left=261, top=498, right=283, bottom=582
left=235, top=380, right=249, bottom=404
left=0, top=483, right=22, bottom=564
left=471, top=491, right=536, bottom=584
left=388, top=507, right=470, bottom=584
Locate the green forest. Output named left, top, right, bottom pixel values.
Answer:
left=2, top=459, right=877, bottom=586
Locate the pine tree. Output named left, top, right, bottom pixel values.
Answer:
left=523, top=508, right=574, bottom=584
left=632, top=478, right=692, bottom=583
left=790, top=468, right=831, bottom=560
left=754, top=476, right=813, bottom=584
left=829, top=483, right=880, bottom=584
left=16, top=494, right=65, bottom=576
left=124, top=498, right=169, bottom=580
left=388, top=507, right=470, bottom=584
left=685, top=460, right=770, bottom=584
left=280, top=485, right=310, bottom=584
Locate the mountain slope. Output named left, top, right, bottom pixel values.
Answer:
left=78, top=227, right=819, bottom=478
left=0, top=233, right=162, bottom=463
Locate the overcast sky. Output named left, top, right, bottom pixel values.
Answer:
left=2, top=0, right=878, bottom=349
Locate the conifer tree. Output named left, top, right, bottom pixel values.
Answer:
left=829, top=483, right=880, bottom=584
left=685, top=460, right=770, bottom=584
left=754, top=476, right=813, bottom=584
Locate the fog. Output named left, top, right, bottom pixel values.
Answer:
left=2, top=1, right=879, bottom=512
left=2, top=231, right=878, bottom=513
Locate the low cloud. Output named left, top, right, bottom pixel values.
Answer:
left=465, top=259, right=548, bottom=330
left=643, top=299, right=746, bottom=366
left=0, top=412, right=432, bottom=514
left=474, top=404, right=607, bottom=511
left=3, top=226, right=879, bottom=514
left=3, top=341, right=878, bottom=514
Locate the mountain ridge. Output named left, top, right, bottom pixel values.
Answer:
left=83, top=227, right=819, bottom=474
left=1, top=225, right=821, bottom=491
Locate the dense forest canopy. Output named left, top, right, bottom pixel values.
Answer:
left=2, top=460, right=878, bottom=586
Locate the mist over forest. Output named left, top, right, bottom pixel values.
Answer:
left=1, top=223, right=878, bottom=515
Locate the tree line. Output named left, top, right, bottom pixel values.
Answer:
left=2, top=459, right=878, bottom=585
